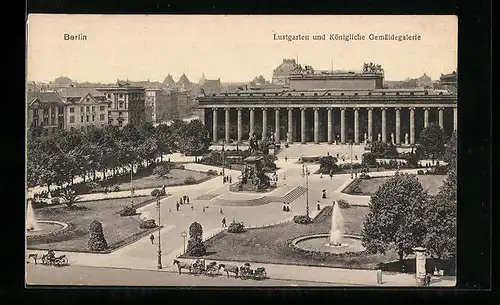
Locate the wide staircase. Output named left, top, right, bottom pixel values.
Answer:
left=277, top=143, right=367, bottom=159
left=209, top=185, right=308, bottom=207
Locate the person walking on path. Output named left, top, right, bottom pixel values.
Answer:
left=150, top=234, right=155, bottom=245
left=220, top=208, right=224, bottom=214
left=229, top=176, right=232, bottom=183
left=191, top=205, right=194, bottom=210
left=285, top=156, right=288, bottom=162
left=176, top=202, right=180, bottom=211
left=222, top=217, right=227, bottom=228
left=179, top=197, right=183, bottom=205
left=203, top=206, right=206, bottom=213
left=186, top=196, right=190, bottom=204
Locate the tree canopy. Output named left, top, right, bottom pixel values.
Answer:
left=417, top=123, right=446, bottom=161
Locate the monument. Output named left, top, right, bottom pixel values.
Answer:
left=391, top=133, right=395, bottom=145
left=378, top=133, right=381, bottom=141
left=405, top=133, right=409, bottom=145
left=231, top=156, right=272, bottom=192
left=364, top=133, right=367, bottom=144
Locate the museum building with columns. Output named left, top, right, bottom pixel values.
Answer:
left=196, top=64, right=457, bottom=146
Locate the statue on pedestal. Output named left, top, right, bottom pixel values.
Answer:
left=377, top=133, right=381, bottom=142
left=405, top=133, right=409, bottom=145
left=391, top=133, right=395, bottom=145
left=364, top=133, right=367, bottom=144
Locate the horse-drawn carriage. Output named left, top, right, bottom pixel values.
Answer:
left=173, top=259, right=267, bottom=280
left=28, top=250, right=69, bottom=267
left=239, top=263, right=267, bottom=280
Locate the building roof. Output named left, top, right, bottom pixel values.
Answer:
left=163, top=74, right=176, bottom=87
left=27, top=91, right=66, bottom=106
left=57, top=87, right=103, bottom=97
left=176, top=73, right=192, bottom=87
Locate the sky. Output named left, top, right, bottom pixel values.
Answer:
left=27, top=15, right=457, bottom=83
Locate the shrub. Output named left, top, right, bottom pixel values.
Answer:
left=227, top=221, right=245, bottom=233
left=119, top=205, right=137, bottom=216
left=177, top=165, right=186, bottom=170
left=360, top=173, right=371, bottom=179
left=51, top=197, right=61, bottom=205
left=293, top=215, right=312, bottom=224
left=86, top=181, right=100, bottom=191
left=417, top=170, right=425, bottom=175
left=300, top=156, right=320, bottom=163
left=87, top=220, right=108, bottom=251
left=189, top=222, right=203, bottom=239
left=362, top=152, right=377, bottom=167
left=187, top=236, right=206, bottom=256
left=184, top=176, right=197, bottom=184
left=337, top=199, right=351, bottom=209
left=112, top=185, right=120, bottom=192
left=207, top=169, right=218, bottom=176
left=151, top=188, right=166, bottom=197
left=139, top=219, right=157, bottom=229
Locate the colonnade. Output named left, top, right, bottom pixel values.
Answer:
left=207, top=106, right=457, bottom=145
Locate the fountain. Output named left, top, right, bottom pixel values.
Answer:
left=291, top=201, right=365, bottom=255
left=26, top=199, right=39, bottom=231
left=327, top=201, right=345, bottom=247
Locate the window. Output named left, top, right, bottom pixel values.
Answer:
left=92, top=115, right=95, bottom=122
left=100, top=114, right=105, bottom=121
left=44, top=129, right=48, bottom=136
left=50, top=117, right=55, bottom=125
left=59, top=107, right=64, bottom=114
left=70, top=116, right=75, bottom=123
left=80, top=107, right=84, bottom=113
left=33, top=109, right=39, bottom=116
left=119, top=102, right=124, bottom=108
left=70, top=107, right=75, bottom=113
left=100, top=106, right=105, bottom=111
left=91, top=106, right=95, bottom=111
left=354, top=93, right=358, bottom=96
left=340, top=93, right=345, bottom=96
left=107, top=93, right=111, bottom=98
left=86, top=115, right=89, bottom=122
left=86, top=106, right=90, bottom=112
left=33, top=118, right=38, bottom=126
left=80, top=116, right=84, bottom=122
left=119, top=94, right=123, bottom=98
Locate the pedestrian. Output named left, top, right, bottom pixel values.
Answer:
left=203, top=206, right=206, bottom=213
left=229, top=176, right=232, bottom=183
left=330, top=172, right=333, bottom=180
left=317, top=202, right=321, bottom=211
left=320, top=173, right=323, bottom=179
left=220, top=208, right=223, bottom=214
left=183, top=195, right=187, bottom=204
left=355, top=172, right=358, bottom=178
left=191, top=205, right=194, bottom=210
left=283, top=204, right=287, bottom=212
left=176, top=202, right=180, bottom=211
left=285, top=156, right=288, bottom=162
left=180, top=197, right=183, bottom=205
left=286, top=205, right=290, bottom=212
left=186, top=196, right=190, bottom=204
left=355, top=154, right=358, bottom=160
left=337, top=153, right=339, bottom=158
left=222, top=217, right=227, bottom=228
left=424, top=273, right=432, bottom=287
left=169, top=208, right=171, bottom=213
left=150, top=234, right=155, bottom=245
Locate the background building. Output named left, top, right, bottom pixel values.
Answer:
left=97, top=82, right=146, bottom=128
left=272, top=59, right=298, bottom=85
left=27, top=91, right=67, bottom=137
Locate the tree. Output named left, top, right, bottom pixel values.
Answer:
left=361, top=152, right=377, bottom=168
left=153, top=164, right=171, bottom=179
left=187, top=222, right=206, bottom=256
left=319, top=156, right=339, bottom=174
left=362, top=174, right=428, bottom=260
left=418, top=123, right=446, bottom=162
left=422, top=168, right=456, bottom=259
left=443, top=130, right=457, bottom=170
left=155, top=124, right=174, bottom=161
left=179, top=120, right=211, bottom=159
left=370, top=141, right=388, bottom=156
left=88, top=220, right=108, bottom=251
left=189, top=222, right=203, bottom=239
left=59, top=187, right=80, bottom=208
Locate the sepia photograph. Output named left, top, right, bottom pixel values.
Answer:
left=25, top=14, right=458, bottom=287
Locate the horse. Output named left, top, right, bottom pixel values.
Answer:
left=173, top=259, right=194, bottom=275
left=218, top=264, right=239, bottom=278
left=28, top=253, right=41, bottom=265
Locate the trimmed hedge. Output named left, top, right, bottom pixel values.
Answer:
left=184, top=176, right=197, bottom=185
left=293, top=215, right=312, bottom=224
left=119, top=205, right=137, bottom=217
left=227, top=221, right=245, bottom=233
left=139, top=219, right=157, bottom=229
left=337, top=199, right=351, bottom=209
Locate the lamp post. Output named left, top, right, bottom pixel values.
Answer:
left=130, top=165, right=134, bottom=205
left=305, top=164, right=310, bottom=218
left=156, top=194, right=162, bottom=269
left=181, top=230, right=187, bottom=254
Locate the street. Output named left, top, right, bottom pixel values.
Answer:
left=26, top=264, right=354, bottom=287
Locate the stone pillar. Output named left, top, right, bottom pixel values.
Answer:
left=301, top=107, right=306, bottom=144
left=381, top=108, right=387, bottom=143
left=413, top=247, right=428, bottom=287
left=367, top=108, right=373, bottom=142
left=212, top=108, right=218, bottom=143
left=395, top=107, right=401, bottom=145
left=354, top=108, right=359, bottom=145
left=249, top=108, right=255, bottom=136
left=314, top=108, right=319, bottom=144
left=438, top=107, right=444, bottom=130
left=275, top=108, right=280, bottom=142
left=237, top=108, right=242, bottom=143
left=225, top=108, right=230, bottom=143
left=262, top=108, right=268, bottom=139
left=340, top=108, right=346, bottom=144
left=409, top=107, right=415, bottom=145
left=453, top=107, right=458, bottom=131
left=327, top=108, right=333, bottom=144
left=424, top=108, right=429, bottom=128
left=287, top=108, right=293, bottom=144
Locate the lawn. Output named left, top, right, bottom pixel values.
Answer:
left=184, top=206, right=402, bottom=270
left=348, top=175, right=446, bottom=196
left=27, top=196, right=158, bottom=253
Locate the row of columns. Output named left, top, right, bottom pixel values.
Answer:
left=211, top=107, right=457, bottom=144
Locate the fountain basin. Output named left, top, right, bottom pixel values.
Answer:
left=292, top=234, right=365, bottom=254
left=26, top=220, right=72, bottom=245
left=26, top=220, right=68, bottom=236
